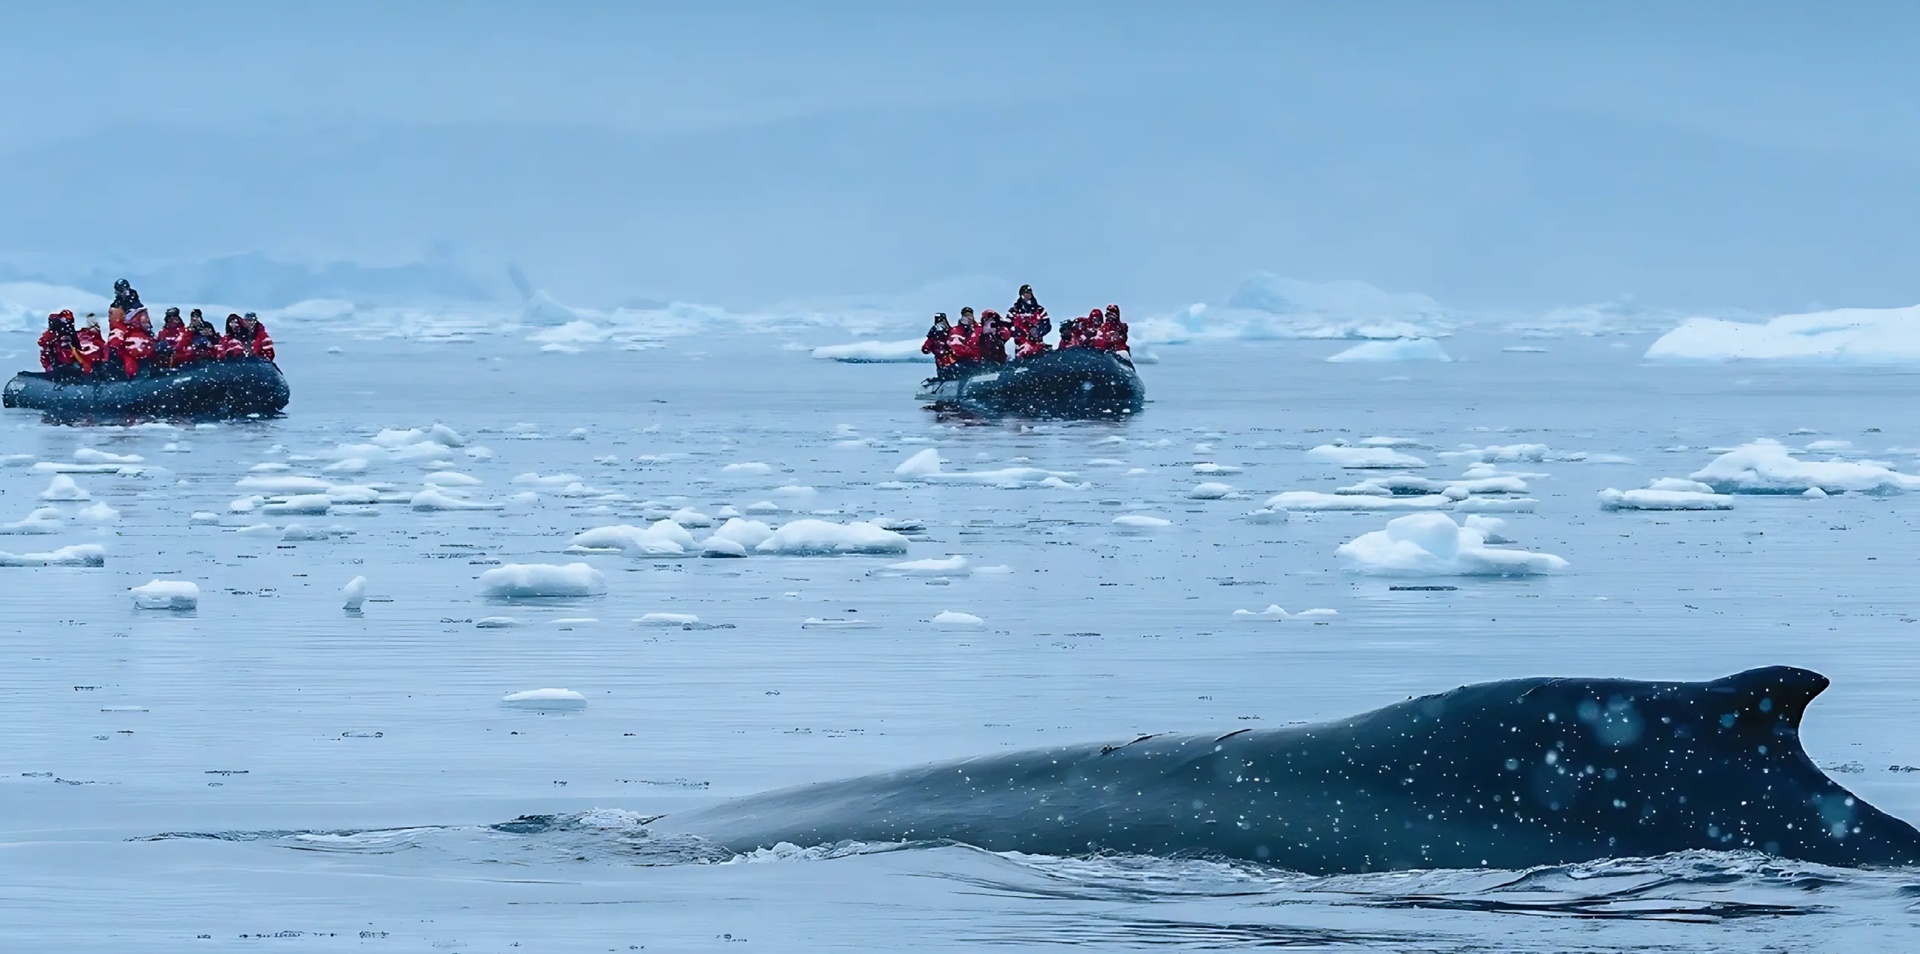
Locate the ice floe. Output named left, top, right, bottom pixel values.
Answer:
left=1112, top=515, right=1173, bottom=532
left=637, top=613, right=701, bottom=627
left=262, top=494, right=332, bottom=516
left=1336, top=513, right=1567, bottom=577
left=40, top=475, right=89, bottom=501
left=1307, top=445, right=1429, bottom=469
left=1598, top=487, right=1735, bottom=511
left=756, top=520, right=909, bottom=556
left=1263, top=491, right=1537, bottom=513
left=74, top=448, right=142, bottom=464
left=1689, top=439, right=1920, bottom=494
left=1327, top=338, right=1452, bottom=362
left=234, top=475, right=333, bottom=494
left=342, top=576, right=367, bottom=611
left=1232, top=605, right=1339, bottom=621
left=1646, top=304, right=1920, bottom=363
left=0, top=543, right=105, bottom=567
left=130, top=579, right=198, bottom=608
left=500, top=688, right=587, bottom=711
left=931, top=610, right=985, bottom=629
left=0, top=507, right=65, bottom=535
left=1189, top=482, right=1236, bottom=499
left=569, top=521, right=697, bottom=556
left=812, top=339, right=928, bottom=363
left=411, top=488, right=504, bottom=511
left=874, top=555, right=970, bottom=577
left=478, top=563, right=608, bottom=598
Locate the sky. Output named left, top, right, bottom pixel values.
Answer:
left=4, top=1, right=1920, bottom=313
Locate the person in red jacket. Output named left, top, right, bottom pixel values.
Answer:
left=921, top=313, right=957, bottom=373
left=75, top=315, right=108, bottom=373
left=156, top=308, right=191, bottom=367
left=977, top=309, right=1010, bottom=364
left=1095, top=304, right=1130, bottom=355
left=184, top=314, right=224, bottom=363
left=1061, top=309, right=1102, bottom=349
left=221, top=312, right=276, bottom=360
left=948, top=309, right=983, bottom=363
left=38, top=311, right=83, bottom=374
left=116, top=310, right=158, bottom=377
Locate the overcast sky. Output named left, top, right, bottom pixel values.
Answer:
left=4, top=1, right=1919, bottom=311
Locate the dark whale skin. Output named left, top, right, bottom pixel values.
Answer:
left=651, top=667, right=1920, bottom=873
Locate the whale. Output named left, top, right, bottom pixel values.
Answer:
left=647, top=667, right=1920, bottom=873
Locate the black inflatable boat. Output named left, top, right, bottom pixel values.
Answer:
left=916, top=347, right=1144, bottom=418
left=3, top=358, right=290, bottom=419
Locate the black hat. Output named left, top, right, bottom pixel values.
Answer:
left=164, top=306, right=181, bottom=318
left=190, top=308, right=202, bottom=318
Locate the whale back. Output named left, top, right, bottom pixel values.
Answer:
left=1312, top=665, right=1920, bottom=868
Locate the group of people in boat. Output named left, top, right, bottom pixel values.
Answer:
left=36, top=279, right=275, bottom=379
left=921, top=284, right=1129, bottom=377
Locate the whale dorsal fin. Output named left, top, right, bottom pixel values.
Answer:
left=1700, top=665, right=1829, bottom=737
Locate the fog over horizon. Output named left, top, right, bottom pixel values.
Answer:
left=6, top=1, right=1920, bottom=316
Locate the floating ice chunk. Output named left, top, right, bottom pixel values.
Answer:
left=1112, top=515, right=1173, bottom=532
left=1339, top=474, right=1529, bottom=496
left=429, top=424, right=467, bottom=447
left=0, top=544, right=105, bottom=567
left=744, top=500, right=784, bottom=514
left=281, top=524, right=351, bottom=541
left=234, top=475, right=333, bottom=494
left=873, top=517, right=924, bottom=533
left=325, top=485, right=383, bottom=504
left=0, top=454, right=33, bottom=466
left=249, top=462, right=291, bottom=473
left=1440, top=444, right=1552, bottom=463
left=237, top=524, right=280, bottom=537
left=637, top=612, right=702, bottom=626
left=571, top=521, right=695, bottom=556
left=757, top=519, right=909, bottom=556
left=1359, top=436, right=1423, bottom=448
left=229, top=495, right=264, bottom=513
left=323, top=458, right=370, bottom=474
left=1461, top=515, right=1514, bottom=544
left=475, top=616, right=522, bottom=629
left=263, top=494, right=332, bottom=516
left=1598, top=488, right=1735, bottom=511
left=932, top=610, right=985, bottom=629
left=130, top=579, right=198, bottom=608
left=1037, top=476, right=1089, bottom=490
left=74, top=501, right=119, bottom=523
left=1328, top=338, right=1452, bottom=362
left=74, top=448, right=142, bottom=464
left=812, top=339, right=930, bottom=362
left=1192, top=462, right=1243, bottom=475
left=423, top=471, right=482, bottom=487
left=1232, top=605, right=1339, bottom=621
left=1307, top=446, right=1428, bottom=469
left=1, top=507, right=65, bottom=534
left=512, top=472, right=584, bottom=487
left=1243, top=507, right=1291, bottom=524
left=705, top=518, right=774, bottom=551
left=500, top=688, right=587, bottom=711
left=40, top=475, right=89, bottom=501
left=411, top=488, right=504, bottom=511
left=479, top=563, right=608, bottom=598
left=670, top=508, right=715, bottom=528
left=1648, top=477, right=1716, bottom=494
left=801, top=617, right=879, bottom=629
left=772, top=484, right=817, bottom=498
left=1265, top=490, right=1536, bottom=513
left=701, top=538, right=748, bottom=558
left=1645, top=305, right=1920, bottom=363
left=722, top=461, right=774, bottom=476
left=342, top=576, right=367, bottom=611
left=189, top=511, right=221, bottom=525
left=1804, top=486, right=1830, bottom=499
left=896, top=448, right=944, bottom=477
left=1190, top=482, right=1235, bottom=499
left=1689, top=439, right=1920, bottom=494
left=1336, top=513, right=1566, bottom=577
left=876, top=555, right=970, bottom=577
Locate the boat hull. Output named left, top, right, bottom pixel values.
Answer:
left=915, top=348, right=1144, bottom=418
left=3, top=358, right=291, bottom=419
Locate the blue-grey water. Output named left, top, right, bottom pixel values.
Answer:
left=3, top=327, right=1918, bottom=950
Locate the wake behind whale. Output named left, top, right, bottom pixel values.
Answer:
left=647, top=667, right=1920, bottom=874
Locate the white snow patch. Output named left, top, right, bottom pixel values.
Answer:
left=1336, top=513, right=1566, bottom=577
left=40, top=475, right=89, bottom=501
left=756, top=520, right=909, bottom=556
left=130, top=579, right=198, bottom=608
left=1690, top=439, right=1920, bottom=494
left=478, top=563, right=608, bottom=599
left=0, top=543, right=105, bottom=567
left=1327, top=338, right=1452, bottom=363
left=1307, top=445, right=1429, bottom=469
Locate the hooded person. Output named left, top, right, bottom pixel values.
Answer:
left=223, top=311, right=276, bottom=361
left=921, top=312, right=957, bottom=372
left=947, top=308, right=983, bottom=363
left=1096, top=304, right=1130, bottom=355
left=75, top=314, right=107, bottom=373
left=116, top=308, right=157, bottom=377
left=977, top=309, right=1011, bottom=364
left=1008, top=284, right=1052, bottom=358
left=37, top=311, right=82, bottom=373
left=185, top=312, right=223, bottom=363
left=157, top=307, right=190, bottom=366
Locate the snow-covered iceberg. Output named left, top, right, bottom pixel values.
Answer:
left=1336, top=513, right=1566, bottom=577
